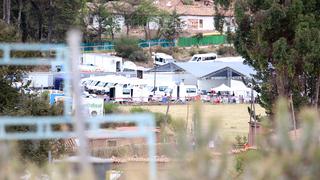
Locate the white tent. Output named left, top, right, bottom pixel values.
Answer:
left=230, top=80, right=251, bottom=92
left=212, top=84, right=232, bottom=92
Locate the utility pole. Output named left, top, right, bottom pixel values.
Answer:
left=153, top=63, right=156, bottom=96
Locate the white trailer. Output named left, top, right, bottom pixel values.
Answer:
left=28, top=72, right=54, bottom=89
left=81, top=53, right=123, bottom=72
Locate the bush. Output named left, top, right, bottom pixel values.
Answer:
left=155, top=112, right=172, bottom=127
left=128, top=50, right=149, bottom=62
left=189, top=47, right=198, bottom=56
left=104, top=103, right=121, bottom=114
left=198, top=49, right=208, bottom=54
left=114, top=37, right=140, bottom=58
left=216, top=46, right=238, bottom=56
left=129, top=107, right=172, bottom=127
left=182, top=0, right=193, bottom=5
left=154, top=46, right=173, bottom=55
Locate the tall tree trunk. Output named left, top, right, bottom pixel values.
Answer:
left=315, top=74, right=320, bottom=110
left=47, top=0, right=54, bottom=42
left=111, top=31, right=114, bottom=40
left=30, top=1, right=42, bottom=41
left=21, top=11, right=27, bottom=42
left=276, top=69, right=287, bottom=97
left=99, top=23, right=102, bottom=42
left=144, top=25, right=148, bottom=40
left=3, top=0, right=11, bottom=24
left=126, top=24, right=130, bottom=36
left=38, top=16, right=43, bottom=41
left=2, top=0, right=5, bottom=21
left=17, top=0, right=22, bottom=26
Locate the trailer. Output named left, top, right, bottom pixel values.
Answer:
left=81, top=53, right=123, bottom=72
left=28, top=72, right=54, bottom=89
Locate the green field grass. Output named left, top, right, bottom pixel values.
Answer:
left=120, top=103, right=265, bottom=140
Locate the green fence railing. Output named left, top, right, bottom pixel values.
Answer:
left=81, top=35, right=226, bottom=52
left=177, top=35, right=225, bottom=47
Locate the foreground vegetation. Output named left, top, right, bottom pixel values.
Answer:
left=2, top=99, right=320, bottom=180
left=120, top=104, right=265, bottom=139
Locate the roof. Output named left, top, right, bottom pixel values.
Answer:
left=82, top=53, right=122, bottom=59
left=174, top=61, right=255, bottom=78
left=155, top=0, right=234, bottom=17
left=147, top=63, right=184, bottom=72
left=192, top=53, right=218, bottom=57
left=212, top=84, right=232, bottom=91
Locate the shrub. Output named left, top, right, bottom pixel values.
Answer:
left=155, top=112, right=172, bottom=127
left=154, top=46, right=173, bottom=55
left=182, top=0, right=193, bottom=5
left=114, top=37, right=140, bottom=58
left=128, top=50, right=149, bottom=62
left=216, top=46, right=238, bottom=56
left=129, top=107, right=172, bottom=127
left=189, top=47, right=198, bottom=56
left=198, top=49, right=208, bottom=54
left=104, top=103, right=121, bottom=114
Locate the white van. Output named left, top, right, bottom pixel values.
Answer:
left=189, top=53, right=218, bottom=62
left=152, top=52, right=175, bottom=66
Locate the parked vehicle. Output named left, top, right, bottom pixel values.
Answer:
left=189, top=53, right=218, bottom=62
left=152, top=52, right=175, bottom=66
left=81, top=53, right=123, bottom=72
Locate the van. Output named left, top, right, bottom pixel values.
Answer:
left=189, top=53, right=218, bottom=62
left=152, top=53, right=175, bottom=66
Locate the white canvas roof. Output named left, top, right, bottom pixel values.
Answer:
left=212, top=84, right=232, bottom=92
left=230, top=80, right=251, bottom=91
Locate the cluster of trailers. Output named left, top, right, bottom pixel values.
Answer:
left=82, top=75, right=198, bottom=103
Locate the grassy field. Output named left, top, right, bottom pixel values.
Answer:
left=120, top=103, right=265, bottom=140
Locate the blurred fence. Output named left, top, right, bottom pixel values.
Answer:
left=81, top=35, right=226, bottom=52
left=177, top=35, right=226, bottom=47
left=81, top=39, right=175, bottom=52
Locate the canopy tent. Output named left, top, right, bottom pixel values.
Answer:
left=230, top=80, right=251, bottom=92
left=212, top=84, right=232, bottom=92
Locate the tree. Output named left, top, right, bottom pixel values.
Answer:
left=111, top=0, right=139, bottom=36
left=131, top=0, right=159, bottom=40
left=0, top=20, right=66, bottom=165
left=2, top=92, right=66, bottom=165
left=216, top=0, right=320, bottom=116
left=160, top=10, right=184, bottom=47
left=89, top=2, right=120, bottom=41
left=213, top=0, right=231, bottom=34
left=0, top=0, right=82, bottom=42
left=2, top=0, right=11, bottom=24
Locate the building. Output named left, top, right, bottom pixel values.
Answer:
left=146, top=60, right=255, bottom=92
left=154, top=0, right=236, bottom=33
left=86, top=0, right=236, bottom=39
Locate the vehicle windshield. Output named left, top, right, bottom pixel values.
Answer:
left=97, top=82, right=106, bottom=87
left=186, top=88, right=196, bottom=93
left=191, top=57, right=199, bottom=61
left=89, top=80, right=97, bottom=86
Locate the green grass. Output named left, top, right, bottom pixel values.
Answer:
left=120, top=103, right=265, bottom=140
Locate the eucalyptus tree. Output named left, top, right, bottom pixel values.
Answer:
left=215, top=0, right=320, bottom=116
